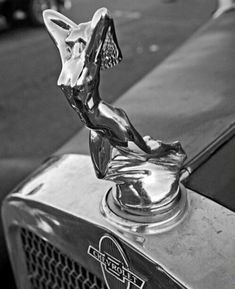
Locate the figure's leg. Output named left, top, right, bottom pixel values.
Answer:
left=89, top=130, right=113, bottom=179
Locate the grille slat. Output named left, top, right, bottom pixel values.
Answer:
left=20, top=228, right=107, bottom=289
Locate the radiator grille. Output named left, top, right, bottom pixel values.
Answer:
left=20, top=228, right=107, bottom=289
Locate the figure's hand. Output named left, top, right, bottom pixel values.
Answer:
left=43, top=8, right=122, bottom=90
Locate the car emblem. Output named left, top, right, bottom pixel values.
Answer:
left=88, top=235, right=145, bottom=289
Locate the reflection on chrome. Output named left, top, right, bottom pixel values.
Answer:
left=43, top=8, right=188, bottom=231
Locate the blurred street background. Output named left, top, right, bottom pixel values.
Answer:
left=0, top=0, right=216, bottom=160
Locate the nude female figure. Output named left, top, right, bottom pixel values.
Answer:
left=43, top=8, right=186, bottom=208
left=43, top=8, right=153, bottom=177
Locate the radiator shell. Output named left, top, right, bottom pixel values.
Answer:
left=2, top=154, right=235, bottom=289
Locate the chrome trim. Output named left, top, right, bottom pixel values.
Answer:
left=213, top=0, right=235, bottom=18
left=183, top=124, right=235, bottom=179
left=101, top=185, right=188, bottom=234
left=43, top=9, right=187, bottom=225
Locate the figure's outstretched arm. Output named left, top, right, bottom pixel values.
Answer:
left=128, top=121, right=151, bottom=153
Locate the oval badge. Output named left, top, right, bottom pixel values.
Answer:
left=88, top=235, right=145, bottom=289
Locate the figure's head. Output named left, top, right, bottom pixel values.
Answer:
left=43, top=8, right=122, bottom=93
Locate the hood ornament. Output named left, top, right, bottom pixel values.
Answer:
left=43, top=8, right=188, bottom=233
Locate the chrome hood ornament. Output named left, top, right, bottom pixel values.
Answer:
left=43, top=8, right=188, bottom=231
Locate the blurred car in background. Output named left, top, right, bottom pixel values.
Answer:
left=0, top=0, right=71, bottom=26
